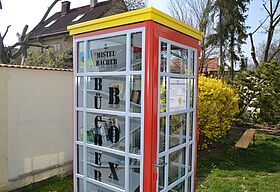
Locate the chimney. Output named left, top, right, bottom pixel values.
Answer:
left=61, top=1, right=71, bottom=15
left=90, top=0, right=98, bottom=8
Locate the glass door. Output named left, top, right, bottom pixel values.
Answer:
left=157, top=38, right=197, bottom=192
left=74, top=28, right=145, bottom=192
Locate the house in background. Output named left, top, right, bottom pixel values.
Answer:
left=204, top=57, right=219, bottom=74
left=28, top=0, right=127, bottom=54
left=203, top=56, right=235, bottom=76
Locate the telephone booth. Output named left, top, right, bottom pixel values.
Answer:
left=68, top=7, right=202, bottom=192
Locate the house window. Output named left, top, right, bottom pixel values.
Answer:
left=53, top=43, right=61, bottom=52
left=72, top=14, right=85, bottom=22
left=45, top=19, right=57, bottom=28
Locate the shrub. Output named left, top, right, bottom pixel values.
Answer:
left=198, top=76, right=239, bottom=149
left=25, top=50, right=72, bottom=69
left=234, top=61, right=280, bottom=125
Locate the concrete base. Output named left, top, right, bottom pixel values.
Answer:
left=0, top=162, right=72, bottom=192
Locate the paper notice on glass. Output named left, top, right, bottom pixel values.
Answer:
left=170, top=78, right=187, bottom=112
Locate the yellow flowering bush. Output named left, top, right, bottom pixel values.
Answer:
left=198, top=76, right=239, bottom=149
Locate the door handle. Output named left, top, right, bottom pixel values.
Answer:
left=154, top=162, right=167, bottom=168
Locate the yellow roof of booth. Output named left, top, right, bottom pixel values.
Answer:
left=67, top=7, right=203, bottom=40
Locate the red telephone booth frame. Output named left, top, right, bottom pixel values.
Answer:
left=144, top=20, right=200, bottom=192
left=69, top=7, right=201, bottom=192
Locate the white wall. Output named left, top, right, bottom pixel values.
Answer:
left=0, top=68, right=8, bottom=185
left=0, top=65, right=72, bottom=191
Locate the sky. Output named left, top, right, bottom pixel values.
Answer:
left=0, top=0, right=168, bottom=45
left=0, top=0, right=267, bottom=61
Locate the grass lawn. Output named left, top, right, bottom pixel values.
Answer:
left=24, top=129, right=280, bottom=192
left=23, top=175, right=72, bottom=192
left=196, top=129, right=280, bottom=192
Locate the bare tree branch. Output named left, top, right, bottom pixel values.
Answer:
left=261, top=0, right=280, bottom=62
left=270, top=0, right=273, bottom=15
left=248, top=15, right=268, bottom=67
left=272, top=0, right=280, bottom=16
left=249, top=33, right=259, bottom=67
left=11, top=47, right=23, bottom=59
left=273, top=13, right=280, bottom=23
left=39, top=0, right=61, bottom=24
left=8, top=43, right=20, bottom=50
left=268, top=43, right=280, bottom=61
left=251, top=16, right=269, bottom=35
left=0, top=0, right=61, bottom=64
left=169, top=0, right=215, bottom=74
left=263, top=3, right=270, bottom=15
left=2, top=25, right=11, bottom=39
left=169, top=0, right=189, bottom=24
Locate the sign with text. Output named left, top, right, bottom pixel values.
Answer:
left=87, top=76, right=126, bottom=112
left=87, top=35, right=126, bottom=72
left=170, top=78, right=187, bottom=112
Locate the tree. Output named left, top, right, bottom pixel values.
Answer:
left=169, top=0, right=216, bottom=73
left=213, top=0, right=250, bottom=79
left=226, top=0, right=250, bottom=80
left=213, top=0, right=225, bottom=78
left=249, top=0, right=280, bottom=67
left=124, top=0, right=147, bottom=11
left=169, top=0, right=250, bottom=78
left=255, top=40, right=280, bottom=65
left=0, top=0, right=60, bottom=64
left=106, top=0, right=147, bottom=17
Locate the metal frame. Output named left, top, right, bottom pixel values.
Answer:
left=73, top=27, right=145, bottom=192
left=157, top=37, right=197, bottom=192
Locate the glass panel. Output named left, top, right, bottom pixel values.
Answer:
left=77, top=178, right=84, bottom=192
left=130, top=75, right=141, bottom=113
left=187, top=176, right=192, bottom=192
left=160, top=76, right=167, bottom=113
left=87, top=148, right=125, bottom=190
left=168, top=148, right=186, bottom=185
left=77, top=111, right=83, bottom=141
left=170, top=78, right=187, bottom=112
left=170, top=45, right=187, bottom=74
left=77, top=145, right=83, bottom=175
left=87, top=76, right=126, bottom=112
left=169, top=181, right=185, bottom=192
left=88, top=35, right=126, bottom=72
left=185, top=49, right=189, bottom=75
left=158, top=157, right=165, bottom=191
left=189, top=51, right=195, bottom=75
left=169, top=113, right=186, bottom=149
left=188, top=144, right=193, bottom=173
left=87, top=182, right=115, bottom=192
left=160, top=42, right=167, bottom=72
left=131, top=32, right=142, bottom=71
left=86, top=113, right=125, bottom=152
left=77, top=77, right=84, bottom=108
left=159, top=117, right=166, bottom=153
left=189, top=79, right=195, bottom=108
left=189, top=112, right=194, bottom=141
left=129, top=158, right=141, bottom=192
left=130, top=117, right=141, bottom=155
left=77, top=42, right=84, bottom=73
